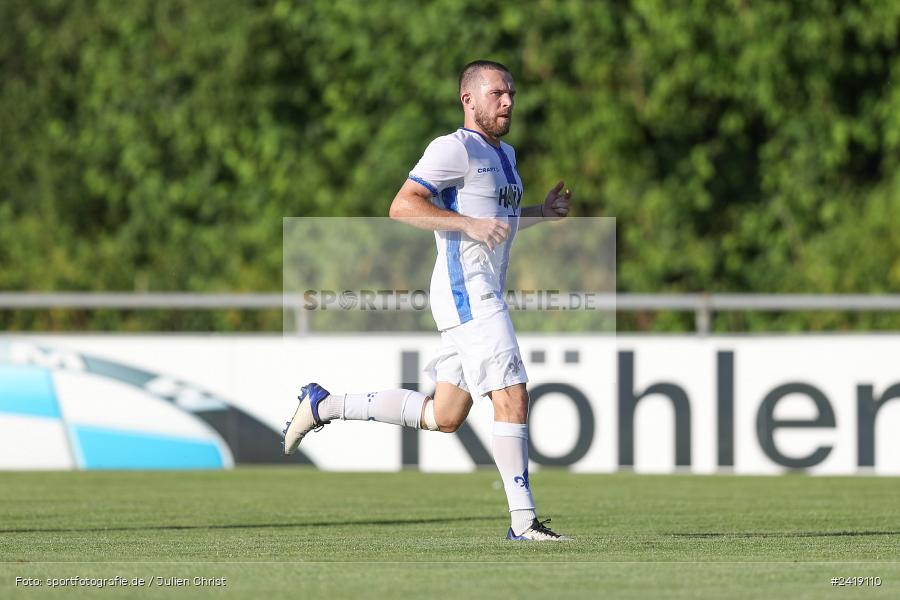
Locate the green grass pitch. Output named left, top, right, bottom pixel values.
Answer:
left=1, top=468, right=898, bottom=598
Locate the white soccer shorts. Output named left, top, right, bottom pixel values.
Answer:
left=424, top=309, right=528, bottom=398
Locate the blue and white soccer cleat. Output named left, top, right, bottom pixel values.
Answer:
left=282, top=383, right=331, bottom=455
left=506, top=518, right=572, bottom=541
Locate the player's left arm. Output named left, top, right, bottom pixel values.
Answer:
left=519, top=180, right=571, bottom=229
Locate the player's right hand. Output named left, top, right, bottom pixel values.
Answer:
left=464, top=217, right=510, bottom=250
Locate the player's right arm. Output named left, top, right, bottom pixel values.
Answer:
left=389, top=136, right=510, bottom=250
left=389, top=180, right=509, bottom=250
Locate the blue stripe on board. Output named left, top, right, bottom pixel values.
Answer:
left=0, top=365, right=60, bottom=418
left=408, top=175, right=438, bottom=196
left=70, top=425, right=225, bottom=470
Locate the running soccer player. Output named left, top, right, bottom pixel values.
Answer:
left=284, top=60, right=572, bottom=541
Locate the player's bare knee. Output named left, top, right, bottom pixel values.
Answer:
left=438, top=414, right=466, bottom=433
left=435, top=406, right=466, bottom=432
left=513, top=387, right=529, bottom=412
left=439, top=419, right=463, bottom=433
left=507, top=405, right=528, bottom=423
left=513, top=387, right=529, bottom=407
left=491, top=386, right=529, bottom=422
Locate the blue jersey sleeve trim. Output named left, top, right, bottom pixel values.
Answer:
left=408, top=175, right=439, bottom=196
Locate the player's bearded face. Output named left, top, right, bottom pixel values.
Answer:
left=474, top=102, right=512, bottom=138
left=471, top=70, right=515, bottom=138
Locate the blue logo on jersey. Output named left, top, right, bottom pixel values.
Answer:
left=498, top=184, right=523, bottom=212
left=478, top=167, right=501, bottom=174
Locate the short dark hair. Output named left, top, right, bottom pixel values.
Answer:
left=459, top=60, right=511, bottom=94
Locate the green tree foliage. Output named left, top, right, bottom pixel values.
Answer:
left=2, top=0, right=899, bottom=331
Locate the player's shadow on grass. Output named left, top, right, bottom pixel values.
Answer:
left=671, top=531, right=900, bottom=538
left=0, top=515, right=498, bottom=535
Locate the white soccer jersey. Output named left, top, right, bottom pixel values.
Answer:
left=408, top=128, right=524, bottom=331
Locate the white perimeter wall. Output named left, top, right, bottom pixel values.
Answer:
left=1, top=334, right=899, bottom=474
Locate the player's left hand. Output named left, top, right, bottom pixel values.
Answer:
left=542, top=180, right=571, bottom=219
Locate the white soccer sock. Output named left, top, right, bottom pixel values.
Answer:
left=318, top=389, right=429, bottom=429
left=492, top=421, right=537, bottom=534
left=511, top=508, right=537, bottom=535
